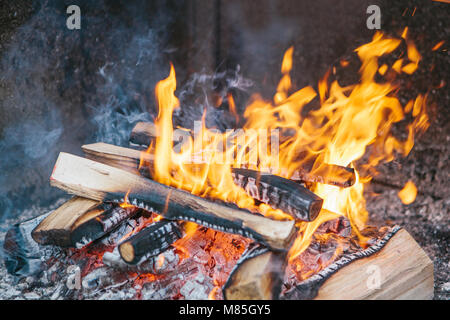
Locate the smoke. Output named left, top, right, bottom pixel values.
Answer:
left=0, top=0, right=270, bottom=225
left=175, top=66, right=254, bottom=131
left=0, top=1, right=176, bottom=222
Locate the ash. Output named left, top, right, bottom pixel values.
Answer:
left=0, top=204, right=246, bottom=300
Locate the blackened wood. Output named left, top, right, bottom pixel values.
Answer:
left=290, top=162, right=355, bottom=188
left=118, top=220, right=181, bottom=264
left=50, top=153, right=296, bottom=250
left=70, top=205, right=140, bottom=249
left=83, top=142, right=323, bottom=221
left=231, top=168, right=322, bottom=221
left=223, top=243, right=287, bottom=300
left=129, top=122, right=355, bottom=187
left=31, top=197, right=100, bottom=247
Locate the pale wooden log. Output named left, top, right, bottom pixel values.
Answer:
left=280, top=227, right=433, bottom=300
left=31, top=197, right=100, bottom=247
left=50, top=152, right=296, bottom=250
left=32, top=197, right=140, bottom=248
left=313, top=228, right=434, bottom=300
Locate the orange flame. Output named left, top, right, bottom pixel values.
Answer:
left=119, top=189, right=135, bottom=208
left=398, top=181, right=418, bottom=204
left=147, top=31, right=429, bottom=266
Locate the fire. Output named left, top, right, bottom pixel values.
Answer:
left=146, top=31, right=429, bottom=272
left=119, top=189, right=134, bottom=208
left=398, top=181, right=418, bottom=205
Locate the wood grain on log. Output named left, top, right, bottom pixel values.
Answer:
left=50, top=153, right=296, bottom=250
left=282, top=227, right=434, bottom=300
left=31, top=197, right=100, bottom=247
left=32, top=197, right=140, bottom=248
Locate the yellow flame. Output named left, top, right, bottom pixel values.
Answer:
left=398, top=181, right=418, bottom=204
left=148, top=31, right=429, bottom=264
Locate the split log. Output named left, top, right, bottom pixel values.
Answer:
left=129, top=122, right=355, bottom=188
left=50, top=152, right=296, bottom=250
left=82, top=142, right=323, bottom=221
left=282, top=227, right=434, bottom=300
left=118, top=220, right=181, bottom=264
left=31, top=197, right=99, bottom=247
left=32, top=197, right=140, bottom=248
left=223, top=244, right=286, bottom=300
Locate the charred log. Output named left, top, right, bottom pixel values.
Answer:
left=70, top=205, right=140, bottom=249
left=50, top=153, right=296, bottom=250
left=231, top=168, right=322, bottom=221
left=118, top=220, right=181, bottom=264
left=32, top=197, right=140, bottom=248
left=223, top=243, right=286, bottom=300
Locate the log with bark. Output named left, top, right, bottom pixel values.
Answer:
left=224, top=226, right=433, bottom=300
left=118, top=219, right=182, bottom=264
left=129, top=122, right=355, bottom=188
left=32, top=197, right=140, bottom=248
left=223, top=244, right=287, bottom=300
left=82, top=142, right=323, bottom=221
left=50, top=152, right=296, bottom=251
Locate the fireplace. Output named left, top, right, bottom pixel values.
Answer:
left=0, top=1, right=448, bottom=301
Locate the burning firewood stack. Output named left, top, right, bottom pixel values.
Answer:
left=3, top=120, right=433, bottom=300
left=3, top=30, right=436, bottom=300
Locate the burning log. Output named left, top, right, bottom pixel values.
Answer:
left=223, top=244, right=286, bottom=300
left=118, top=220, right=181, bottom=264
left=129, top=122, right=355, bottom=188
left=231, top=168, right=322, bottom=221
left=50, top=152, right=296, bottom=250
left=82, top=142, right=323, bottom=221
left=32, top=197, right=140, bottom=248
left=282, top=227, right=434, bottom=300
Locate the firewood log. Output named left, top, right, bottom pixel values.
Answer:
left=32, top=197, right=140, bottom=248
left=283, top=227, right=434, bottom=300
left=118, top=220, right=181, bottom=264
left=82, top=142, right=323, bottom=221
left=50, top=152, right=296, bottom=251
left=129, top=122, right=355, bottom=187
left=224, top=227, right=433, bottom=300
left=223, top=244, right=286, bottom=300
